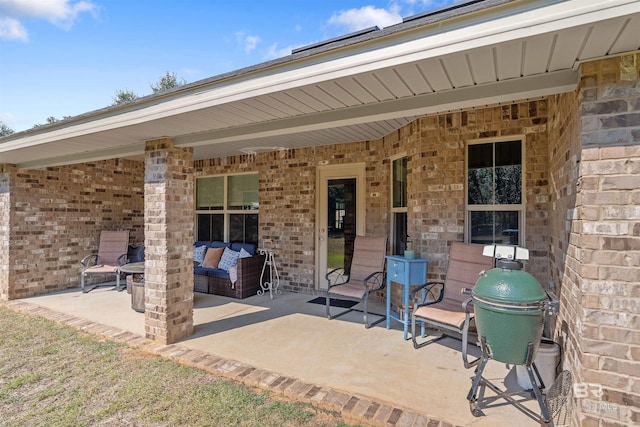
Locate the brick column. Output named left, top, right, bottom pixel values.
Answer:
left=144, top=138, right=194, bottom=344
left=0, top=164, right=16, bottom=301
left=569, top=54, right=640, bottom=425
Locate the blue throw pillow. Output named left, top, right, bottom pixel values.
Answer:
left=193, top=245, right=207, bottom=266
left=218, top=247, right=240, bottom=271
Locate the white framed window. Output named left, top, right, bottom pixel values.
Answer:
left=465, top=137, right=524, bottom=246
left=195, top=173, right=259, bottom=244
left=391, top=155, right=408, bottom=255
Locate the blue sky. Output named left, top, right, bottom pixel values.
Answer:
left=0, top=0, right=458, bottom=132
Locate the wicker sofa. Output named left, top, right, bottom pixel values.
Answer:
left=193, top=241, right=266, bottom=299
left=125, top=242, right=265, bottom=299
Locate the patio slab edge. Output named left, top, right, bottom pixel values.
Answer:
left=2, top=300, right=459, bottom=427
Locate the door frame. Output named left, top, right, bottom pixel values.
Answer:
left=315, top=163, right=366, bottom=290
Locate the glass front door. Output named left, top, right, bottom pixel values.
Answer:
left=316, top=165, right=365, bottom=289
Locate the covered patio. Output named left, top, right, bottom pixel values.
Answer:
left=2, top=1, right=640, bottom=425
left=8, top=288, right=551, bottom=426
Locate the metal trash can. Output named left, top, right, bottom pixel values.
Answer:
left=472, top=258, right=548, bottom=365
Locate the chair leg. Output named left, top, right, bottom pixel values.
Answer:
left=326, top=293, right=331, bottom=319
left=363, top=293, right=385, bottom=329
left=363, top=295, right=369, bottom=327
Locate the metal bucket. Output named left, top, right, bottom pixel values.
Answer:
left=472, top=259, right=547, bottom=365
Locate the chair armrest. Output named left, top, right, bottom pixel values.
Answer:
left=117, top=253, right=128, bottom=267
left=81, top=254, right=98, bottom=268
left=411, top=281, right=445, bottom=306
left=326, top=268, right=348, bottom=287
left=363, top=271, right=386, bottom=291
left=462, top=296, right=474, bottom=313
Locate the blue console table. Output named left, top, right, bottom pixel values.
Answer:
left=385, top=255, right=428, bottom=340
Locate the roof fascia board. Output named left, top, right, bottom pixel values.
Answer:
left=175, top=69, right=578, bottom=147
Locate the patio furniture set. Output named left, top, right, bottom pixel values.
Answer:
left=80, top=232, right=267, bottom=309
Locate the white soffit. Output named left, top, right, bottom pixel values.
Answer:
left=2, top=0, right=640, bottom=168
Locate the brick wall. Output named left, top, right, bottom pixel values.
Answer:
left=410, top=101, right=550, bottom=285
left=194, top=100, right=551, bottom=309
left=0, top=159, right=144, bottom=300
left=553, top=54, right=640, bottom=426
left=194, top=140, right=390, bottom=295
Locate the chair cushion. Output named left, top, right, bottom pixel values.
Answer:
left=218, top=247, right=240, bottom=271
left=202, top=247, right=224, bottom=268
left=414, top=300, right=473, bottom=329
left=84, top=265, right=119, bottom=274
left=328, top=281, right=367, bottom=299
left=239, top=248, right=253, bottom=258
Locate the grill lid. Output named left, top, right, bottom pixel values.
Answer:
left=474, top=267, right=547, bottom=304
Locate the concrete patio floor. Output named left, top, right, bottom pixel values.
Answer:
left=9, top=286, right=550, bottom=426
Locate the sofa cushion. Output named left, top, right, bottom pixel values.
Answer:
left=194, top=241, right=212, bottom=249
left=218, top=247, right=240, bottom=271
left=193, top=266, right=210, bottom=276
left=202, top=247, right=224, bottom=268
left=207, top=268, right=230, bottom=279
left=231, top=242, right=256, bottom=255
left=210, top=241, right=232, bottom=249
left=193, top=245, right=208, bottom=265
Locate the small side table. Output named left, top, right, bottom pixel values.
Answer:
left=385, top=256, right=428, bottom=340
left=257, top=246, right=280, bottom=299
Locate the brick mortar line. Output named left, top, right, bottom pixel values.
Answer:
left=2, top=300, right=455, bottom=427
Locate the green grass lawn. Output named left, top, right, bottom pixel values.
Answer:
left=0, top=306, right=357, bottom=427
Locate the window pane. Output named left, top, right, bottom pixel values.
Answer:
left=393, top=212, right=407, bottom=255
left=196, top=177, right=224, bottom=210
left=468, top=143, right=493, bottom=168
left=470, top=211, right=519, bottom=245
left=392, top=157, right=407, bottom=208
left=495, top=140, right=521, bottom=167
left=495, top=140, right=522, bottom=204
left=229, top=214, right=258, bottom=245
left=228, top=174, right=259, bottom=210
left=196, top=214, right=224, bottom=241
left=468, top=167, right=493, bottom=205
left=495, top=165, right=522, bottom=204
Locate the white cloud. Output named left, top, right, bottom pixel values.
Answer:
left=235, top=31, right=260, bottom=54
left=0, top=0, right=97, bottom=41
left=327, top=4, right=402, bottom=33
left=326, top=0, right=461, bottom=34
left=0, top=17, right=28, bottom=41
